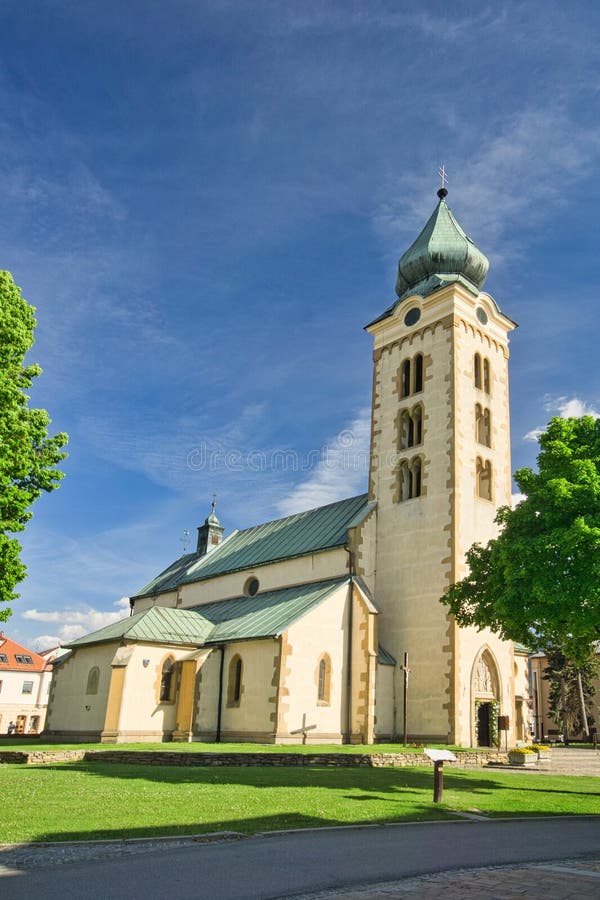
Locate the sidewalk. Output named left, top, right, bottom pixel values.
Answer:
left=287, top=857, right=600, bottom=898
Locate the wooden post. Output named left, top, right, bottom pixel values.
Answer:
left=402, top=651, right=410, bottom=746
left=433, top=760, right=444, bottom=803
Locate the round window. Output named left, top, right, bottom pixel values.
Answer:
left=404, top=307, right=421, bottom=327
left=476, top=306, right=488, bottom=325
left=244, top=577, right=259, bottom=597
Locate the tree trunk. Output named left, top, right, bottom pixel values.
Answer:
left=560, top=677, right=569, bottom=744
left=576, top=669, right=590, bottom=740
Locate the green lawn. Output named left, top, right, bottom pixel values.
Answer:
left=0, top=762, right=598, bottom=843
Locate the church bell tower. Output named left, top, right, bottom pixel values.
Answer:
left=366, top=184, right=519, bottom=745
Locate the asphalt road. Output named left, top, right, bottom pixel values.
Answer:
left=2, top=817, right=600, bottom=899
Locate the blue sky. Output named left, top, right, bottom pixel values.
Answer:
left=3, top=0, right=599, bottom=649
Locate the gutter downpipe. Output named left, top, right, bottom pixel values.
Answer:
left=345, top=545, right=355, bottom=744
left=216, top=645, right=225, bottom=743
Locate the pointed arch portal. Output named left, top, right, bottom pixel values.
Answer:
left=471, top=648, right=501, bottom=747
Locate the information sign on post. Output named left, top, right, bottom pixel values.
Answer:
left=424, top=748, right=457, bottom=803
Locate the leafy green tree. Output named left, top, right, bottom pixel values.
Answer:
left=0, top=271, right=68, bottom=617
left=441, top=416, right=600, bottom=667
left=544, top=647, right=597, bottom=741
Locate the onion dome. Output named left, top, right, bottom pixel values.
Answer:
left=395, top=188, right=489, bottom=301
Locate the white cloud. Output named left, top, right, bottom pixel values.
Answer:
left=24, top=597, right=130, bottom=646
left=374, top=106, right=600, bottom=262
left=276, top=408, right=370, bottom=516
left=523, top=395, right=599, bottom=443
left=548, top=396, right=600, bottom=419
left=512, top=493, right=527, bottom=508
left=524, top=427, right=544, bottom=443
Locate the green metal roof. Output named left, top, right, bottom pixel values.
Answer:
left=197, top=578, right=349, bottom=643
left=134, top=493, right=372, bottom=599
left=395, top=194, right=489, bottom=301
left=367, top=192, right=497, bottom=328
left=67, top=578, right=350, bottom=649
left=377, top=645, right=396, bottom=666
left=66, top=606, right=213, bottom=648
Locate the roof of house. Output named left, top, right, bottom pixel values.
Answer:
left=67, top=577, right=351, bottom=649
left=0, top=634, right=50, bottom=672
left=133, top=493, right=374, bottom=599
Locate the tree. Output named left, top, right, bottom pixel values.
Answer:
left=440, top=416, right=600, bottom=667
left=0, top=271, right=68, bottom=617
left=543, top=647, right=597, bottom=742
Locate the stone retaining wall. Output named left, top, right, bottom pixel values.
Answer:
left=0, top=749, right=507, bottom=767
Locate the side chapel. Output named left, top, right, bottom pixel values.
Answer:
left=45, top=186, right=530, bottom=746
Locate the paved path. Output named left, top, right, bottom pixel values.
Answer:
left=1, top=817, right=600, bottom=899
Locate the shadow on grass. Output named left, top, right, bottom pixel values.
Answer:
left=20, top=761, right=600, bottom=802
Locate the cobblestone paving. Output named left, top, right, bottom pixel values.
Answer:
left=284, top=857, right=600, bottom=899
left=0, top=832, right=241, bottom=873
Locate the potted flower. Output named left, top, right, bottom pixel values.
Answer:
left=531, top=744, right=551, bottom=762
left=508, top=747, right=537, bottom=766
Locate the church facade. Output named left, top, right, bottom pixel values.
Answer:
left=45, top=188, right=531, bottom=747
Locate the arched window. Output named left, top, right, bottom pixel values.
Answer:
left=401, top=359, right=411, bottom=398
left=86, top=667, right=100, bottom=696
left=477, top=457, right=493, bottom=501
left=483, top=358, right=491, bottom=394
left=398, top=456, right=423, bottom=501
left=474, top=353, right=482, bottom=389
left=476, top=405, right=491, bottom=447
left=317, top=653, right=331, bottom=705
left=400, top=405, right=423, bottom=450
left=414, top=354, right=423, bottom=393
left=400, top=410, right=411, bottom=450
left=412, top=457, right=422, bottom=497
left=227, top=654, right=243, bottom=707
left=412, top=404, right=423, bottom=445
left=159, top=657, right=175, bottom=702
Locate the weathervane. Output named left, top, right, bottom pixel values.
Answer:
left=211, top=492, right=217, bottom=513
left=437, top=164, right=448, bottom=199
left=180, top=529, right=191, bottom=553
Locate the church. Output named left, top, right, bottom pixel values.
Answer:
left=45, top=185, right=531, bottom=747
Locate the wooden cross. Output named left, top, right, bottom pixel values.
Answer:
left=438, top=164, right=448, bottom=191
left=290, top=713, right=317, bottom=745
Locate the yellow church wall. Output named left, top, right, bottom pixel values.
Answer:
left=374, top=662, right=395, bottom=738
left=276, top=583, right=350, bottom=743
left=369, top=307, right=457, bottom=740
left=217, top=639, right=279, bottom=742
left=133, top=547, right=348, bottom=613
left=45, top=642, right=117, bottom=738
left=110, top=643, right=198, bottom=741
left=367, top=283, right=518, bottom=744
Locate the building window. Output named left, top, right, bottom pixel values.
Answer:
left=475, top=404, right=491, bottom=447
left=317, top=654, right=332, bottom=705
left=414, top=354, right=423, bottom=393
left=400, top=404, right=424, bottom=450
left=15, top=655, right=33, bottom=665
left=474, top=353, right=482, bottom=389
left=477, top=457, right=493, bottom=501
left=22, top=681, right=34, bottom=694
left=399, top=456, right=423, bottom=501
left=86, top=666, right=100, bottom=696
left=483, top=358, right=491, bottom=394
left=243, top=576, right=260, bottom=597
left=227, top=654, right=243, bottom=707
left=400, top=354, right=424, bottom=399
left=0, top=653, right=8, bottom=663
left=401, top=359, right=411, bottom=398
left=159, top=657, right=176, bottom=702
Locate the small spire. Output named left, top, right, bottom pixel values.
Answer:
left=437, top=164, right=448, bottom=199
left=211, top=492, right=217, bottom=514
